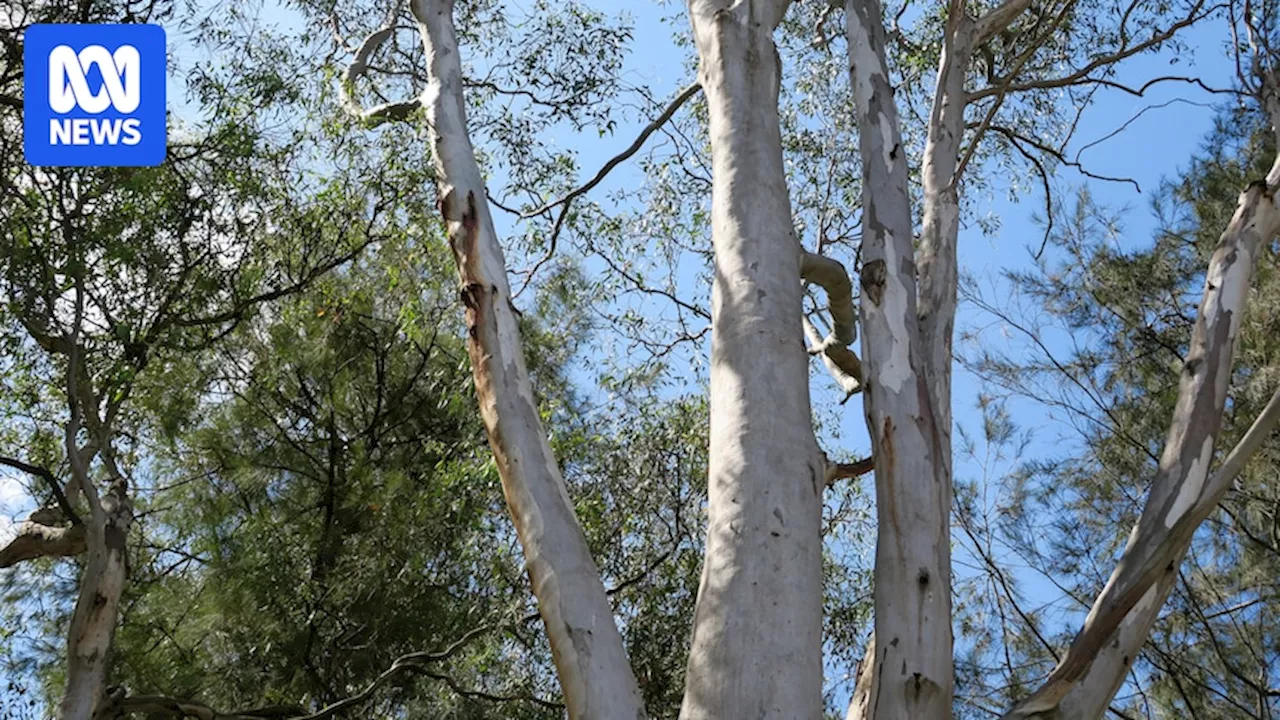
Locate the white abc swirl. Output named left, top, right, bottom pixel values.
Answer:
left=48, top=44, right=141, bottom=114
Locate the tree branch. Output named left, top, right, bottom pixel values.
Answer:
left=801, top=251, right=862, bottom=398
left=521, top=83, right=703, bottom=220
left=337, top=8, right=422, bottom=126
left=974, top=0, right=1033, bottom=42
left=0, top=456, right=82, bottom=526
left=516, top=83, right=703, bottom=293
left=800, top=251, right=856, bottom=346
left=825, top=456, right=874, bottom=486
left=968, top=0, right=1218, bottom=102
left=0, top=522, right=86, bottom=568
left=956, top=0, right=1078, bottom=186
left=804, top=316, right=862, bottom=399
left=986, top=123, right=1142, bottom=191
left=411, top=670, right=563, bottom=711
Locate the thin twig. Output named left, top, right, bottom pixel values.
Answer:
left=514, top=84, right=702, bottom=295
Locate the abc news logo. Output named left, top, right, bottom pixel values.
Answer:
left=24, top=24, right=166, bottom=167
left=48, top=45, right=143, bottom=146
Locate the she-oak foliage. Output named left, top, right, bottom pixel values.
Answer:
left=0, top=0, right=1278, bottom=719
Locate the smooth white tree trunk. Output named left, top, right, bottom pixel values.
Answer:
left=408, top=2, right=646, bottom=717
left=679, top=1, right=826, bottom=717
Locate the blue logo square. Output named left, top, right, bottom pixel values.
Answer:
left=23, top=24, right=167, bottom=167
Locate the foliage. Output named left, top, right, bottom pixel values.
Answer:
left=959, top=107, right=1280, bottom=717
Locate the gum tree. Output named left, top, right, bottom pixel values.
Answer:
left=331, top=0, right=1280, bottom=718
left=5, top=0, right=1280, bottom=716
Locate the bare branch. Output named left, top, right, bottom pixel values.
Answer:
left=1073, top=97, right=1215, bottom=165
left=521, top=83, right=703, bottom=220
left=0, top=522, right=86, bottom=568
left=337, top=7, right=422, bottom=126
left=997, top=130, right=1056, bottom=259
left=65, top=271, right=99, bottom=516
left=515, top=83, right=703, bottom=293
left=974, top=0, right=1033, bottom=42
left=1096, top=74, right=1237, bottom=97
left=986, top=124, right=1142, bottom=192
left=825, top=456, right=874, bottom=486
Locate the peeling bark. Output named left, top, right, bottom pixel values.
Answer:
left=0, top=518, right=86, bottom=568
left=845, top=0, right=955, bottom=715
left=679, top=1, right=826, bottom=717
left=58, top=481, right=132, bottom=720
left=408, top=2, right=645, bottom=718
left=1005, top=154, right=1280, bottom=719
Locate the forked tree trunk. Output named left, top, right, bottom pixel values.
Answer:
left=1006, top=151, right=1280, bottom=719
left=408, top=1, right=646, bottom=717
left=678, top=1, right=826, bottom=717
left=844, top=0, right=955, bottom=715
left=844, top=0, right=1035, bottom=714
left=58, top=486, right=131, bottom=719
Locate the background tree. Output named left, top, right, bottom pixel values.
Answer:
left=960, top=103, right=1280, bottom=717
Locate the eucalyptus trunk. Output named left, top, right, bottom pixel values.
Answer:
left=843, top=0, right=955, bottom=714
left=408, top=1, right=646, bottom=717
left=679, top=1, right=826, bottom=717
left=1007, top=149, right=1280, bottom=720
left=57, top=485, right=131, bottom=720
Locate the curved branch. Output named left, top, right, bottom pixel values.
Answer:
left=800, top=251, right=856, bottom=346
left=802, top=251, right=862, bottom=398
left=338, top=11, right=422, bottom=126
